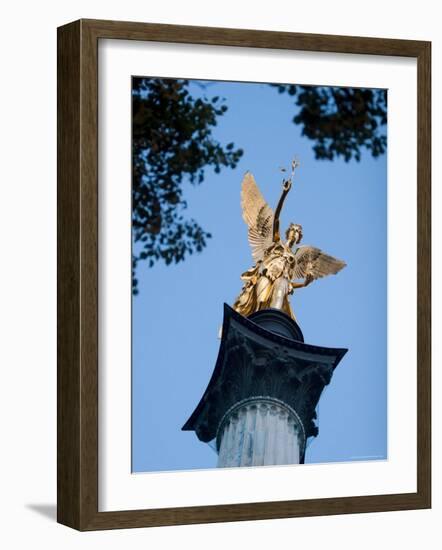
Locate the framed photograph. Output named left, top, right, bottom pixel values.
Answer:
left=57, top=19, right=431, bottom=530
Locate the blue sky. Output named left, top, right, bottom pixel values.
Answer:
left=132, top=79, right=387, bottom=472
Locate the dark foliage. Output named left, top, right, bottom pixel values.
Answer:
left=132, top=79, right=387, bottom=293
left=132, top=78, right=243, bottom=293
left=271, top=84, right=387, bottom=162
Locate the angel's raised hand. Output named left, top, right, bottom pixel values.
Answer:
left=282, top=178, right=292, bottom=192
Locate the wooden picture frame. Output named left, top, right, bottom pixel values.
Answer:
left=57, top=18, right=431, bottom=530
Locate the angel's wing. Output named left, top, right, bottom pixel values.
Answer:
left=241, top=172, right=275, bottom=262
left=293, top=245, right=346, bottom=280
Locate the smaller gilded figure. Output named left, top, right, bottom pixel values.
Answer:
left=233, top=161, right=346, bottom=321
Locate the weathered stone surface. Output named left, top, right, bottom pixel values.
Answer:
left=217, top=397, right=304, bottom=467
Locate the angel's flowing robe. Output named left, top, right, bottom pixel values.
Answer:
left=233, top=241, right=297, bottom=321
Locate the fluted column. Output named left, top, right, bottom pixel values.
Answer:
left=216, top=397, right=305, bottom=468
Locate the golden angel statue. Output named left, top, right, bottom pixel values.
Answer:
left=233, top=164, right=346, bottom=321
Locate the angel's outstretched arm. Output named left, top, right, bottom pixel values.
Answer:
left=290, top=274, right=313, bottom=290
left=272, top=178, right=292, bottom=242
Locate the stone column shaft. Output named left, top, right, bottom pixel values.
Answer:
left=217, top=397, right=304, bottom=468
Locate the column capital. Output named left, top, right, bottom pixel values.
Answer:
left=183, top=304, right=347, bottom=463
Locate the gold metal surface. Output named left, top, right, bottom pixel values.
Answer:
left=233, top=162, right=346, bottom=321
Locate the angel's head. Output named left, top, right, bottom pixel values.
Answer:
left=286, top=223, right=303, bottom=247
